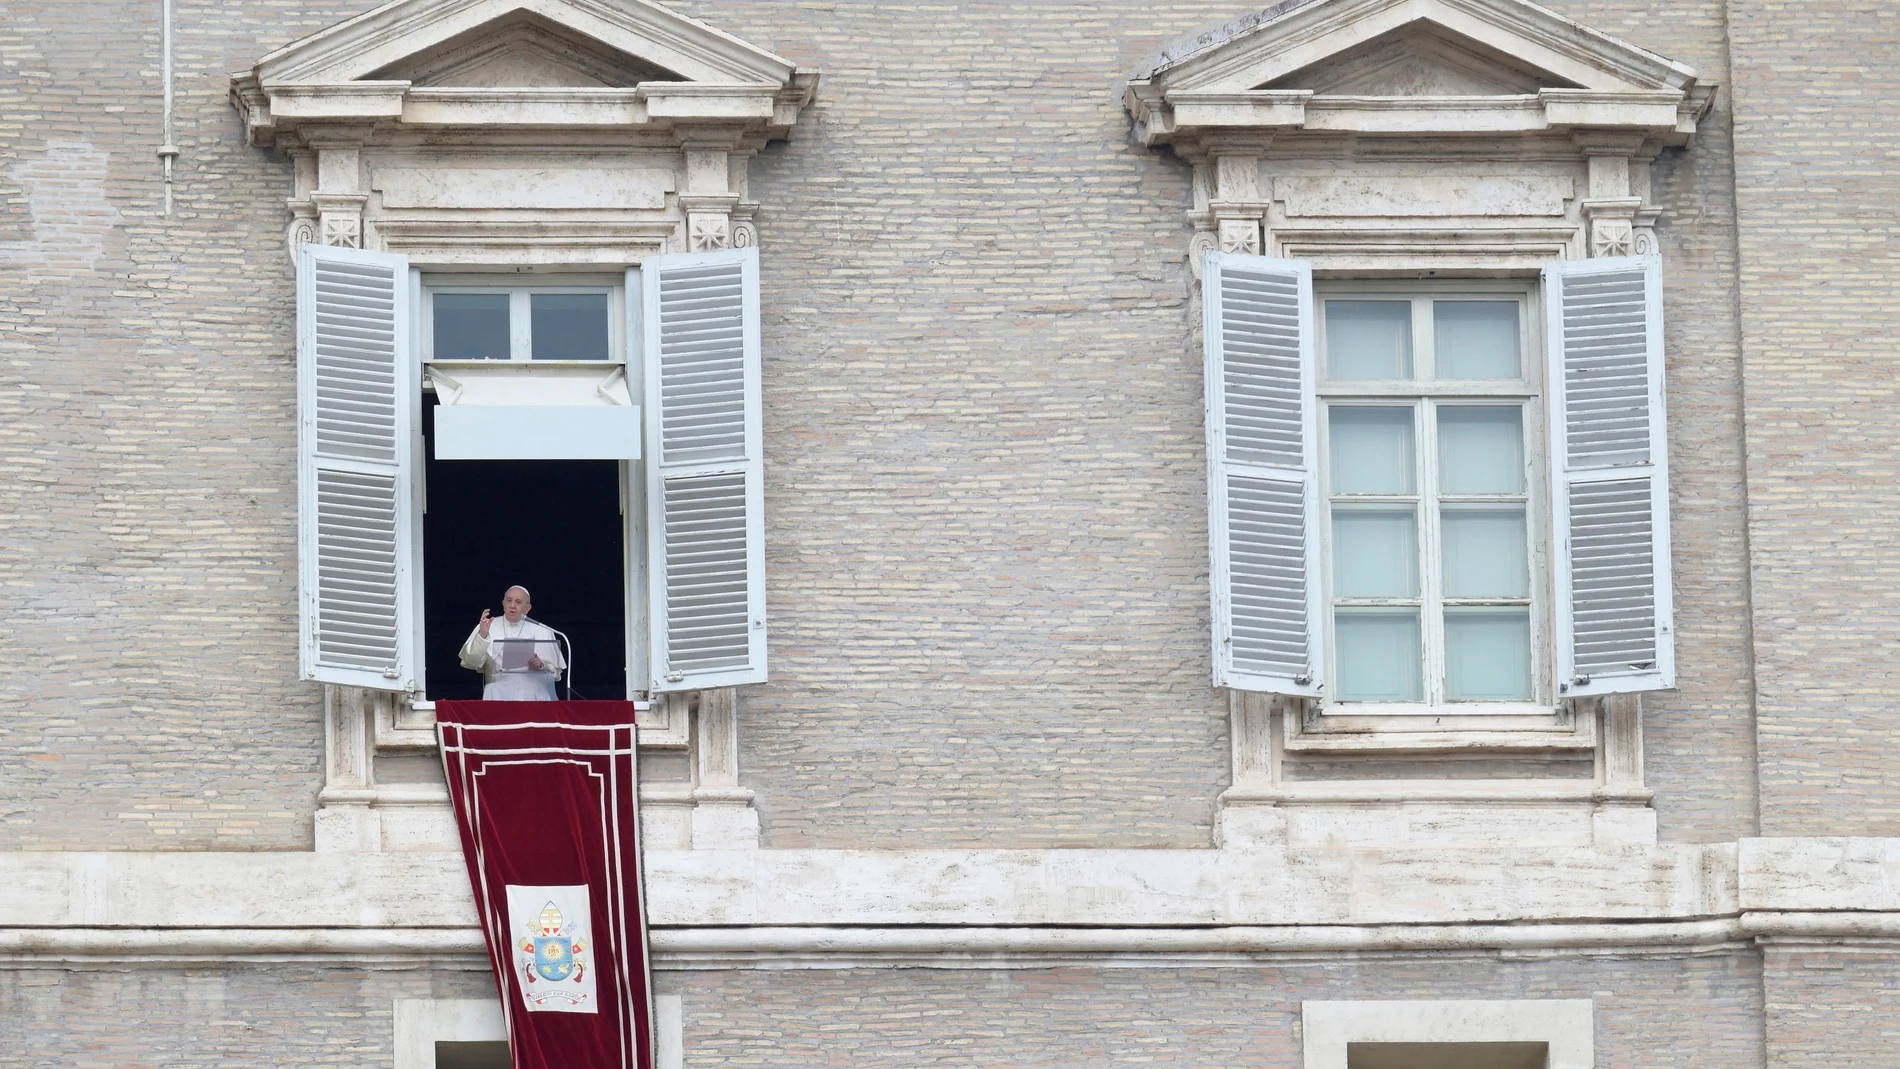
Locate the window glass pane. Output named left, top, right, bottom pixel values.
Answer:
left=1444, top=608, right=1533, bottom=700
left=531, top=293, right=610, bottom=360
left=1335, top=610, right=1423, bottom=701
left=1437, top=406, right=1523, bottom=494
left=1441, top=507, right=1528, bottom=598
left=1325, top=300, right=1412, bottom=379
left=1333, top=507, right=1418, bottom=597
left=1329, top=407, right=1416, bottom=495
left=433, top=293, right=511, bottom=360
left=1434, top=300, right=1520, bottom=379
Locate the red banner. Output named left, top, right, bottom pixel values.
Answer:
left=437, top=701, right=652, bottom=1069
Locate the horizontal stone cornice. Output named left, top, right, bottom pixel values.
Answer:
left=0, top=842, right=1736, bottom=931
left=240, top=81, right=807, bottom=145
left=7, top=915, right=1900, bottom=970
left=3, top=839, right=1895, bottom=966
left=1134, top=88, right=1703, bottom=147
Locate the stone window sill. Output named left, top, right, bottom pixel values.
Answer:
left=1284, top=699, right=1592, bottom=754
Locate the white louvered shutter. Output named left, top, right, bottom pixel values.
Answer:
left=641, top=248, right=766, bottom=692
left=1545, top=254, right=1674, bottom=697
left=1204, top=252, right=1322, bottom=696
left=296, top=243, right=419, bottom=691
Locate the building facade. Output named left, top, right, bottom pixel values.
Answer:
left=0, top=0, right=1896, bottom=1064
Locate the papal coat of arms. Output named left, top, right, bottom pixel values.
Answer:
left=505, top=884, right=599, bottom=1014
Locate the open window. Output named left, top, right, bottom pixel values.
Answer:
left=295, top=244, right=768, bottom=699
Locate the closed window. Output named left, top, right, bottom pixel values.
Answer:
left=1318, top=290, right=1545, bottom=711
left=425, top=284, right=618, bottom=362
left=1204, top=254, right=1673, bottom=713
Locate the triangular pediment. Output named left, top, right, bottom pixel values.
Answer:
left=368, top=11, right=684, bottom=88
left=1141, top=0, right=1698, bottom=97
left=254, top=0, right=795, bottom=88
left=1258, top=22, right=1583, bottom=96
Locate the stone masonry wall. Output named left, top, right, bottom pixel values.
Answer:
left=672, top=952, right=1765, bottom=1067
left=0, top=952, right=1763, bottom=1068
left=0, top=0, right=1755, bottom=850
left=1728, top=0, right=1900, bottom=836
left=1761, top=947, right=1900, bottom=1068
left=723, top=0, right=1757, bottom=847
left=0, top=960, right=494, bottom=1068
left=0, top=0, right=392, bottom=850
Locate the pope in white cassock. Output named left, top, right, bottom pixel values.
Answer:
left=460, top=585, right=566, bottom=701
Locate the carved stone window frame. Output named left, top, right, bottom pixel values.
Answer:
left=230, top=0, right=819, bottom=264
left=1301, top=999, right=1593, bottom=1069
left=1127, top=0, right=1712, bottom=835
left=1126, top=0, right=1715, bottom=273
left=235, top=0, right=818, bottom=854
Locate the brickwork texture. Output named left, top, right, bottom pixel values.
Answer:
left=1761, top=948, right=1900, bottom=1068
left=0, top=952, right=1762, bottom=1068
left=1727, top=0, right=1900, bottom=836
left=0, top=0, right=1765, bottom=849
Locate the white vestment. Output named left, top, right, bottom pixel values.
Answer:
left=460, top=617, right=566, bottom=701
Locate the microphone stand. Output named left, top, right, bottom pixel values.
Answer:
left=526, top=617, right=575, bottom=701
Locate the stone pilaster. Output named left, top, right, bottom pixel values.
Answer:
left=1575, top=133, right=1650, bottom=258
left=691, top=687, right=760, bottom=848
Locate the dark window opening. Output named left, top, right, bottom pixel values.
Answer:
left=435, top=1041, right=510, bottom=1069
left=1348, top=1041, right=1549, bottom=1069
left=423, top=396, right=628, bottom=701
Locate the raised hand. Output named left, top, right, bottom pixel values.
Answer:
left=478, top=608, right=492, bottom=638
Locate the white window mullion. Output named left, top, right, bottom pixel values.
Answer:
left=1317, top=399, right=1336, bottom=701
left=1522, top=390, right=1552, bottom=706
left=1416, top=295, right=1441, bottom=706
left=1412, top=295, right=1435, bottom=381
left=1419, top=398, right=1445, bottom=706
left=509, top=289, right=531, bottom=361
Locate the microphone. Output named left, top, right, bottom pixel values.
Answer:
left=524, top=616, right=575, bottom=701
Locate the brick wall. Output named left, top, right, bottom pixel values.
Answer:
left=0, top=952, right=1762, bottom=1068
left=0, top=0, right=388, bottom=850
left=669, top=954, right=1765, bottom=1066
left=1728, top=0, right=1900, bottom=836
left=1761, top=948, right=1900, bottom=1068
left=0, top=961, right=494, bottom=1068
left=721, top=0, right=1757, bottom=847
left=0, top=0, right=1757, bottom=850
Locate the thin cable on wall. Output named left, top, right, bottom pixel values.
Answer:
left=158, top=0, right=178, bottom=215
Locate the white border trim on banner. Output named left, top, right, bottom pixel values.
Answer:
left=439, top=717, right=653, bottom=1068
